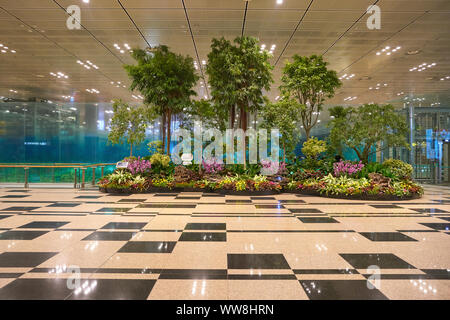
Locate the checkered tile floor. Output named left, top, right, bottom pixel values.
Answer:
left=0, top=185, right=449, bottom=300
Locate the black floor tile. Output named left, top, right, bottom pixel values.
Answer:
left=420, top=223, right=450, bottom=231
left=226, top=200, right=252, bottom=204
left=68, top=279, right=156, bottom=300
left=101, top=222, right=147, bottom=230
left=227, top=253, right=291, bottom=269
left=359, top=232, right=417, bottom=242
left=179, top=232, right=226, bottom=242
left=6, top=190, right=30, bottom=193
left=438, top=217, right=450, bottom=222
left=290, top=208, right=323, bottom=213
left=176, top=196, right=201, bottom=200
left=159, top=269, right=227, bottom=279
left=117, top=199, right=146, bottom=203
left=0, top=279, right=73, bottom=299
left=137, top=204, right=196, bottom=208
left=46, top=203, right=80, bottom=208
left=0, top=195, right=30, bottom=199
left=74, top=196, right=102, bottom=199
left=185, top=223, right=226, bottom=230
left=1, top=206, right=40, bottom=211
left=411, top=208, right=448, bottom=213
left=82, top=231, right=136, bottom=241
left=95, top=207, right=132, bottom=213
left=370, top=204, right=401, bottom=209
left=201, top=194, right=225, bottom=197
left=153, top=193, right=179, bottom=197
left=118, top=241, right=176, bottom=253
left=250, top=197, right=276, bottom=200
left=339, top=253, right=416, bottom=269
left=277, top=200, right=306, bottom=204
left=300, top=280, right=388, bottom=300
left=0, top=230, right=48, bottom=240
left=254, top=204, right=286, bottom=209
left=18, top=221, right=70, bottom=229
left=293, top=269, right=358, bottom=274
left=0, top=252, right=57, bottom=267
left=298, top=217, right=339, bottom=223
left=0, top=215, right=11, bottom=220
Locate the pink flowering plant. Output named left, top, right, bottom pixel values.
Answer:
left=260, top=160, right=287, bottom=176
left=127, top=157, right=152, bottom=176
left=202, top=157, right=224, bottom=174
left=333, top=160, right=364, bottom=177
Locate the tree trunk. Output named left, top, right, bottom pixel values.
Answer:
left=161, top=112, right=166, bottom=154
left=130, top=143, right=133, bottom=157
left=304, top=127, right=311, bottom=140
left=230, top=105, right=236, bottom=129
left=240, top=106, right=247, bottom=168
left=166, top=109, right=172, bottom=156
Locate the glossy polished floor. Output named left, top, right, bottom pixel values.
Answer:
left=0, top=185, right=449, bottom=300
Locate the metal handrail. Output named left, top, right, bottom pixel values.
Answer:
left=0, top=163, right=116, bottom=189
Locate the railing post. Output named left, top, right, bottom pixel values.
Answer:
left=81, top=167, right=86, bottom=189
left=74, top=168, right=78, bottom=188
left=24, top=167, right=29, bottom=189
left=92, top=167, right=96, bottom=185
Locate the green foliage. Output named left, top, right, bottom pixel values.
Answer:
left=328, top=104, right=409, bottom=163
left=124, top=45, right=199, bottom=154
left=260, top=99, right=302, bottom=161
left=280, top=55, right=341, bottom=139
left=383, top=158, right=413, bottom=179
left=148, top=153, right=173, bottom=175
left=108, top=100, right=153, bottom=156
left=206, top=36, right=273, bottom=128
left=302, top=137, right=327, bottom=158
left=148, top=140, right=163, bottom=156
left=356, top=162, right=394, bottom=180
left=108, top=170, right=133, bottom=185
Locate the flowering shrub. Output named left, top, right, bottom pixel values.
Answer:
left=333, top=160, right=364, bottom=177
left=202, top=157, right=224, bottom=174
left=128, top=157, right=152, bottom=175
left=260, top=160, right=287, bottom=176
left=382, top=159, right=413, bottom=179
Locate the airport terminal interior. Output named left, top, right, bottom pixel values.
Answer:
left=0, top=0, right=449, bottom=300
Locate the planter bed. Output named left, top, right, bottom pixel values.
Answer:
left=99, top=186, right=420, bottom=200
left=286, top=188, right=421, bottom=200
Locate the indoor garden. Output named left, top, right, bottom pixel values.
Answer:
left=98, top=36, right=424, bottom=200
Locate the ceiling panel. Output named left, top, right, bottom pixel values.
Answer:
left=0, top=0, right=448, bottom=106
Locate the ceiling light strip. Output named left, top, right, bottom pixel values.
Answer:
left=52, top=0, right=125, bottom=64
left=274, top=0, right=314, bottom=66
left=117, top=0, right=151, bottom=48
left=323, top=0, right=380, bottom=56
left=338, top=10, right=429, bottom=74
left=241, top=1, right=249, bottom=37
left=181, top=0, right=209, bottom=98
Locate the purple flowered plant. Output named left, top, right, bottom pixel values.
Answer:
left=333, top=160, right=364, bottom=177
left=260, top=160, right=286, bottom=175
left=202, top=157, right=224, bottom=174
left=128, top=157, right=152, bottom=175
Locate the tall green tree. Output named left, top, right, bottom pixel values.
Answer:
left=328, top=103, right=409, bottom=163
left=108, top=100, right=155, bottom=157
left=260, top=99, right=302, bottom=162
left=280, top=54, right=341, bottom=140
left=206, top=36, right=273, bottom=130
left=124, top=45, right=199, bottom=155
